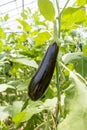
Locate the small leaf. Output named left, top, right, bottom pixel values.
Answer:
left=4, top=14, right=9, bottom=21
left=12, top=111, right=26, bottom=125
left=38, top=0, right=55, bottom=22
left=0, top=27, right=6, bottom=38
left=17, top=19, right=31, bottom=32
left=12, top=58, right=38, bottom=68
left=17, top=33, right=28, bottom=43
left=0, top=84, right=14, bottom=92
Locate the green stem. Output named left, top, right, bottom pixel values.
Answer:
left=54, top=20, right=58, bottom=41
left=55, top=0, right=61, bottom=125
left=55, top=62, right=60, bottom=123
left=55, top=0, right=71, bottom=126
left=82, top=55, right=84, bottom=77
left=56, top=0, right=61, bottom=38
left=60, top=0, right=71, bottom=15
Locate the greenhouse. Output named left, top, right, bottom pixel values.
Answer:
left=0, top=0, right=87, bottom=130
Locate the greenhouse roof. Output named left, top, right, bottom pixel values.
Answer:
left=0, top=0, right=37, bottom=32
left=0, top=0, right=75, bottom=33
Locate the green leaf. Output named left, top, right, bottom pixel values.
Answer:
left=17, top=33, right=28, bottom=43
left=21, top=12, right=27, bottom=19
left=17, top=19, right=31, bottom=32
left=12, top=111, right=26, bottom=125
left=0, top=106, right=9, bottom=121
left=10, top=101, right=24, bottom=117
left=0, top=84, right=14, bottom=92
left=62, top=52, right=82, bottom=64
left=58, top=72, right=87, bottom=130
left=34, top=31, right=51, bottom=44
left=38, top=0, right=55, bottom=22
left=12, top=58, right=38, bottom=68
left=62, top=52, right=87, bottom=77
left=16, top=81, right=28, bottom=91
left=0, top=27, right=6, bottom=39
left=61, top=7, right=86, bottom=30
left=4, top=14, right=9, bottom=21
left=13, top=98, right=57, bottom=125
left=76, top=0, right=87, bottom=6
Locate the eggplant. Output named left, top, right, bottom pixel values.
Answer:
left=28, top=42, right=59, bottom=101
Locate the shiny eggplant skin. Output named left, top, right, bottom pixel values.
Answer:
left=28, top=42, right=59, bottom=101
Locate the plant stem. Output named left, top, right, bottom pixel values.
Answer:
left=60, top=0, right=71, bottom=15
left=55, top=62, right=60, bottom=123
left=56, top=0, right=61, bottom=38
left=55, top=0, right=61, bottom=125
left=55, top=0, right=71, bottom=126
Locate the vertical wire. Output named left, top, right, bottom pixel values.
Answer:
left=22, top=0, right=24, bottom=11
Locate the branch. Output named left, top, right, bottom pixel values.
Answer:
left=60, top=0, right=71, bottom=15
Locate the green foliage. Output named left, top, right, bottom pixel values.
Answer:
left=13, top=98, right=57, bottom=125
left=62, top=52, right=87, bottom=77
left=61, top=7, right=86, bottom=30
left=0, top=0, right=87, bottom=129
left=38, top=0, right=55, bottom=22
left=17, top=19, right=31, bottom=32
left=34, top=31, right=51, bottom=44
left=76, top=0, right=87, bottom=6
left=4, top=14, right=9, bottom=21
left=58, top=72, right=87, bottom=130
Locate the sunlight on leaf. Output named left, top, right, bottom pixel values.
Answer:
left=12, top=58, right=38, bottom=68
left=13, top=98, right=57, bottom=125
left=0, top=106, right=9, bottom=121
left=76, top=0, right=87, bottom=6
left=61, top=7, right=86, bottom=30
left=38, top=0, right=55, bottom=22
left=62, top=52, right=82, bottom=64
left=58, top=71, right=87, bottom=130
left=17, top=19, right=31, bottom=32
left=0, top=84, right=15, bottom=92
left=34, top=31, right=51, bottom=44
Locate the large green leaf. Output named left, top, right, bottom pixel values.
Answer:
left=62, top=52, right=82, bottom=64
left=13, top=97, right=57, bottom=125
left=76, top=0, right=87, bottom=6
left=38, top=0, right=55, bottom=22
left=61, top=7, right=86, bottom=30
left=58, top=71, right=87, bottom=130
left=62, top=52, right=87, bottom=77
